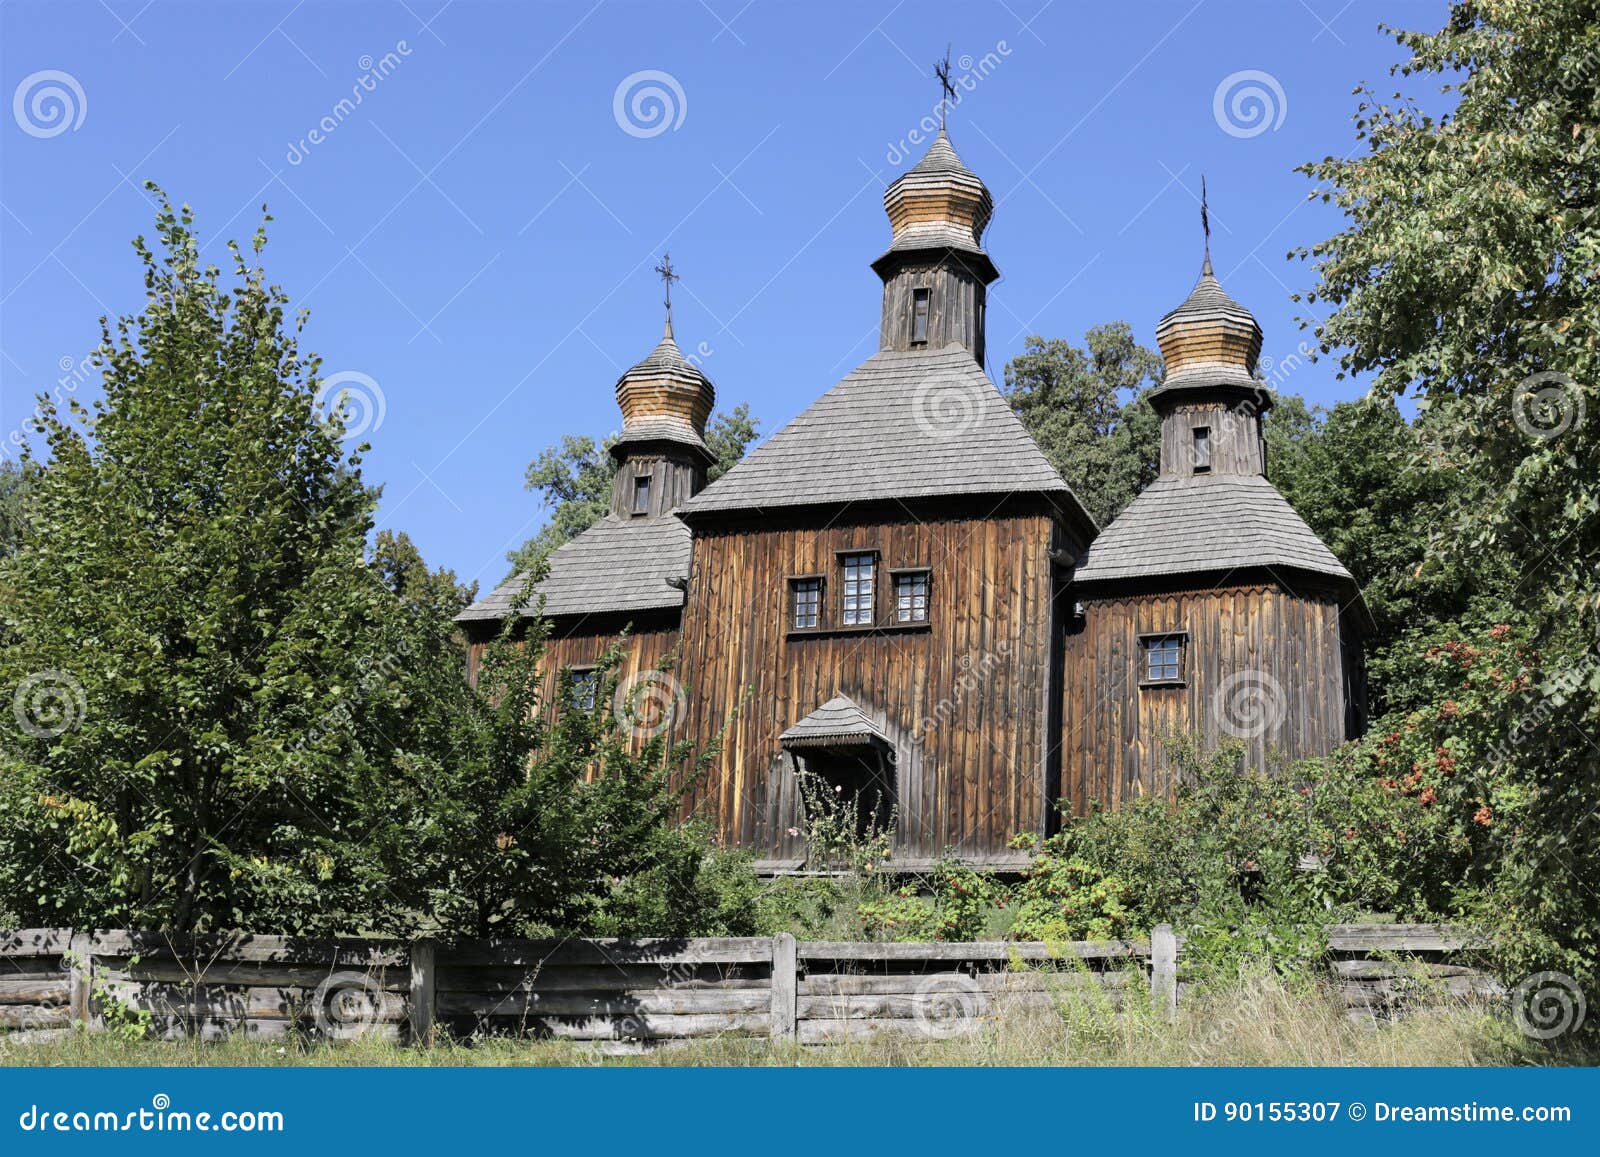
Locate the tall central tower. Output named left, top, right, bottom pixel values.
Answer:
left=871, top=128, right=998, bottom=365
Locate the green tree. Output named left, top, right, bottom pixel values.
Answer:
left=1299, top=0, right=1600, bottom=990
left=1270, top=398, right=1473, bottom=676
left=506, top=403, right=759, bottom=577
left=0, top=192, right=444, bottom=932
left=1002, top=323, right=1163, bottom=526
left=0, top=459, right=36, bottom=558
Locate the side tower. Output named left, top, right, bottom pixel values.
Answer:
left=1059, top=254, right=1367, bottom=808
left=456, top=280, right=714, bottom=708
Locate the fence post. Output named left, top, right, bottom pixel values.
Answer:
left=769, top=933, right=797, bottom=1042
left=67, top=929, right=93, bottom=1031
left=408, top=939, right=436, bottom=1046
left=1151, top=924, right=1178, bottom=1021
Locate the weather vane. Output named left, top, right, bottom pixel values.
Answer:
left=1200, top=175, right=1212, bottom=267
left=654, top=252, right=680, bottom=323
left=934, top=45, right=956, bottom=129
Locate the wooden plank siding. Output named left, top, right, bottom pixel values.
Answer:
left=1057, top=580, right=1354, bottom=813
left=464, top=616, right=681, bottom=735
left=674, top=506, right=1070, bottom=864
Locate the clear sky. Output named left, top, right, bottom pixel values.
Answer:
left=1, top=0, right=1450, bottom=591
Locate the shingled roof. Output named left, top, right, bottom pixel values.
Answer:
left=1074, top=473, right=1352, bottom=587
left=456, top=514, right=691, bottom=622
left=680, top=344, right=1082, bottom=519
left=779, top=695, right=890, bottom=749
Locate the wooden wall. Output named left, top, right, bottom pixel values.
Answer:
left=675, top=506, right=1070, bottom=865
left=878, top=260, right=988, bottom=365
left=1058, top=580, right=1353, bottom=812
left=610, top=453, right=704, bottom=519
left=465, top=615, right=681, bottom=731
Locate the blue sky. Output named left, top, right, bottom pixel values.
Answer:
left=1, top=0, right=1450, bottom=590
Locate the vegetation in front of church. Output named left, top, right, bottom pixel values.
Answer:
left=1, top=0, right=1597, bottom=1050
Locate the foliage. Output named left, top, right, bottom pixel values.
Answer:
left=0, top=190, right=412, bottom=933
left=1006, top=843, right=1133, bottom=943
left=857, top=857, right=997, bottom=942
left=1297, top=0, right=1600, bottom=992
left=1002, top=323, right=1163, bottom=526
left=1269, top=398, right=1473, bottom=676
left=0, top=459, right=37, bottom=559
left=505, top=404, right=759, bottom=577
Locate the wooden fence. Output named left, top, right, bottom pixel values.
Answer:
left=0, top=923, right=1493, bottom=1048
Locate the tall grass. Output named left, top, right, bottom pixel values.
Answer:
left=4, top=971, right=1585, bottom=1068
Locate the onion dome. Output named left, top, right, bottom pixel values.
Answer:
left=1150, top=255, right=1265, bottom=402
left=871, top=128, right=997, bottom=281
left=612, top=317, right=716, bottom=464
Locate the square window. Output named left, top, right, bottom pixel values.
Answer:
left=632, top=475, right=652, bottom=514
left=1192, top=426, right=1211, bottom=472
left=1141, top=635, right=1184, bottom=684
left=790, top=577, right=822, bottom=630
left=911, top=288, right=930, bottom=344
left=565, top=666, right=598, bottom=710
left=893, top=570, right=929, bottom=623
left=841, top=553, right=876, bottom=625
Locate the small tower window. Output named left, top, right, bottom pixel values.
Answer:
left=910, top=288, right=931, bottom=344
left=1192, top=426, right=1211, bottom=473
left=632, top=475, right=652, bottom=515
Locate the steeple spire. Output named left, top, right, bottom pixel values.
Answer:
left=934, top=45, right=957, bottom=130
left=1200, top=175, right=1212, bottom=274
left=654, top=252, right=680, bottom=336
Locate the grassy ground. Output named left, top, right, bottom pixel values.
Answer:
left=4, top=972, right=1589, bottom=1068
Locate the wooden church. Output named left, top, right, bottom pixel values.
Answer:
left=458, top=125, right=1367, bottom=871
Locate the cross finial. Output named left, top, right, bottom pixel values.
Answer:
left=654, top=252, right=680, bottom=328
left=934, top=45, right=957, bottom=129
left=1200, top=175, right=1212, bottom=274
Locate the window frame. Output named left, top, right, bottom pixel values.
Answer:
left=910, top=287, right=931, bottom=345
left=788, top=574, right=824, bottom=633
left=631, top=474, right=652, bottom=515
left=1192, top=426, right=1211, bottom=473
left=890, top=567, right=932, bottom=625
left=838, top=551, right=878, bottom=627
left=1138, top=631, right=1188, bottom=688
left=564, top=665, right=600, bottom=710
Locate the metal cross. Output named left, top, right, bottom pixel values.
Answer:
left=934, top=46, right=956, bottom=127
left=1201, top=175, right=1211, bottom=263
left=654, top=252, right=680, bottom=317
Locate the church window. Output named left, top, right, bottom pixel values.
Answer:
left=841, top=553, right=876, bottom=625
left=1193, top=426, right=1211, bottom=472
left=565, top=666, right=598, bottom=710
left=893, top=570, right=930, bottom=623
left=910, top=287, right=930, bottom=344
left=1140, top=634, right=1185, bottom=685
left=632, top=475, right=652, bottom=514
left=790, top=577, right=822, bottom=631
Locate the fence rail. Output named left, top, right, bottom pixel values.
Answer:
left=0, top=923, right=1491, bottom=1048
